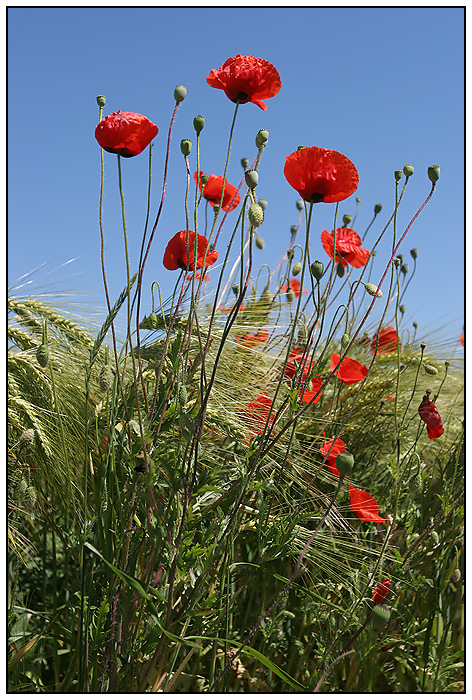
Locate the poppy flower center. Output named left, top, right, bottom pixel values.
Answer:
left=309, top=192, right=324, bottom=203
left=234, top=91, right=249, bottom=103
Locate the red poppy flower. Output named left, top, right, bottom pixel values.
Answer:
left=186, top=272, right=210, bottom=281
left=418, top=394, right=444, bottom=439
left=194, top=171, right=241, bottom=212
left=206, top=54, right=281, bottom=111
left=348, top=485, right=386, bottom=523
left=331, top=353, right=368, bottom=385
left=236, top=329, right=269, bottom=348
left=284, top=348, right=315, bottom=380
left=281, top=278, right=308, bottom=297
left=321, top=228, right=370, bottom=269
left=243, top=393, right=275, bottom=437
left=299, top=375, right=322, bottom=405
left=284, top=146, right=359, bottom=204
left=320, top=433, right=346, bottom=478
left=95, top=110, right=158, bottom=157
left=370, top=327, right=401, bottom=355
left=163, top=230, right=218, bottom=271
left=459, top=332, right=464, bottom=346
left=372, top=579, right=391, bottom=605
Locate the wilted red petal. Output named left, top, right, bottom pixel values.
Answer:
left=418, top=394, right=444, bottom=439
left=242, top=393, right=275, bottom=436
left=207, top=54, right=281, bottom=110
left=194, top=171, right=241, bottom=212
left=349, top=485, right=386, bottom=522
left=321, top=228, right=370, bottom=269
left=320, top=433, right=346, bottom=477
left=372, top=579, right=391, bottom=604
left=370, top=327, right=401, bottom=355
left=284, top=146, right=359, bottom=204
left=163, top=230, right=218, bottom=271
left=299, top=375, right=322, bottom=404
left=331, top=353, right=368, bottom=385
left=95, top=110, right=158, bottom=157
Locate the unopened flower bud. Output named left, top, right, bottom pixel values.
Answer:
left=260, top=286, right=272, bottom=305
left=286, top=288, right=295, bottom=303
left=178, top=385, right=188, bottom=406
left=297, top=145, right=307, bottom=150
left=401, top=263, right=409, bottom=274
left=245, top=169, right=259, bottom=189
left=336, top=450, right=355, bottom=477
left=96, top=94, right=106, bottom=107
left=393, top=258, right=401, bottom=268
left=258, top=198, right=268, bottom=210
left=180, top=139, right=192, bottom=156
left=255, top=235, right=265, bottom=250
left=343, top=213, right=352, bottom=226
left=18, top=428, right=35, bottom=448
left=428, top=165, right=440, bottom=183
left=374, top=203, right=382, bottom=214
left=403, top=164, right=414, bottom=177
left=292, top=262, right=302, bottom=276
left=420, top=342, right=426, bottom=351
left=174, top=85, right=187, bottom=103
left=26, top=485, right=37, bottom=507
left=341, top=333, right=350, bottom=352
left=356, top=196, right=361, bottom=204
left=148, top=311, right=158, bottom=329
left=296, top=200, right=304, bottom=211
left=200, top=173, right=209, bottom=185
left=36, top=343, right=49, bottom=368
left=372, top=604, right=391, bottom=630
left=451, top=568, right=461, bottom=583
left=363, top=282, right=383, bottom=298
left=255, top=128, right=269, bottom=148
left=212, top=204, right=220, bottom=216
left=394, top=169, right=402, bottom=181
left=248, top=202, right=264, bottom=227
left=232, top=284, right=239, bottom=296
left=371, top=250, right=377, bottom=257
left=430, top=530, right=439, bottom=546
left=424, top=364, right=439, bottom=375
left=287, top=249, right=295, bottom=261
left=241, top=157, right=249, bottom=169
left=399, top=305, right=406, bottom=314
left=311, top=261, right=324, bottom=281
left=337, top=262, right=345, bottom=278
left=410, top=248, right=418, bottom=259
left=413, top=321, right=418, bottom=329
left=193, top=115, right=205, bottom=134
left=99, top=364, right=114, bottom=392
left=397, top=254, right=404, bottom=263
left=445, top=360, right=450, bottom=368
left=290, top=225, right=298, bottom=235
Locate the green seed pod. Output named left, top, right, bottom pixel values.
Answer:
left=26, top=485, right=37, bottom=507
left=255, top=235, right=265, bottom=250
left=451, top=568, right=461, bottom=583
left=241, top=157, right=249, bottom=169
left=394, top=169, right=402, bottom=181
left=335, top=450, right=355, bottom=477
left=178, top=385, right=188, bottom=406
left=311, top=261, right=324, bottom=281
left=245, top=169, right=259, bottom=189
left=231, top=284, right=239, bottom=296
left=96, top=94, right=106, bottom=107
left=290, top=224, right=298, bottom=235
left=413, top=321, right=418, bottom=329
left=296, top=200, right=304, bottom=211
left=258, top=198, right=268, bottom=210
left=174, top=84, right=187, bottom=103
left=393, top=258, right=401, bottom=268
left=180, top=139, right=192, bottom=156
left=336, top=262, right=345, bottom=278
left=363, top=282, right=383, bottom=298
left=411, top=248, right=418, bottom=259
left=428, top=165, right=440, bottom=183
left=424, top=364, right=439, bottom=375
left=401, top=263, right=409, bottom=274
left=286, top=288, right=295, bottom=303
left=36, top=343, right=49, bottom=368
left=403, top=164, right=414, bottom=177
left=372, top=604, right=391, bottom=630
left=341, top=333, right=350, bottom=352
left=297, top=145, right=308, bottom=150
left=343, top=213, right=352, bottom=226
left=374, top=203, right=382, bottom=214
left=287, top=249, right=295, bottom=261
left=397, top=253, right=404, bottom=263
left=356, top=196, right=361, bottom=204
left=148, top=311, right=158, bottom=329
left=99, top=364, right=114, bottom=392
left=193, top=115, right=205, bottom=134
left=18, top=428, right=35, bottom=449
left=255, top=128, right=269, bottom=148
left=292, top=262, right=302, bottom=276
left=248, top=202, right=264, bottom=227
left=399, top=305, right=406, bottom=314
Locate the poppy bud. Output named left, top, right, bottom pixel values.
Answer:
left=174, top=85, right=187, bottom=103
left=241, top=157, right=249, bottom=169
left=421, top=342, right=426, bottom=351
left=212, top=204, right=220, bottom=216
left=343, top=213, right=352, bottom=226
left=424, top=364, right=439, bottom=375
left=403, top=164, right=414, bottom=177
left=96, top=94, right=106, bottom=107
left=287, top=249, right=295, bottom=261
left=363, top=282, right=382, bottom=298
left=413, top=321, right=418, bottom=328
left=255, top=235, right=265, bottom=250
left=19, top=479, right=28, bottom=501
left=335, top=450, right=355, bottom=477
left=248, top=202, right=264, bottom=227
left=36, top=344, right=49, bottom=368
left=394, top=169, right=402, bottom=181
left=401, top=263, right=409, bottom=274
left=337, top=262, right=345, bottom=278
left=393, top=258, right=401, bottom=268
left=148, top=311, right=158, bottom=329
left=399, top=305, right=406, bottom=314
left=428, top=165, right=440, bottom=183
left=18, top=428, right=35, bottom=449
left=397, top=254, right=404, bottom=263
left=445, top=360, right=450, bottom=368
left=292, top=262, right=302, bottom=276
left=259, top=286, right=272, bottom=305
left=296, top=200, right=304, bottom=211
left=371, top=250, right=377, bottom=257
left=356, top=196, right=361, bottom=203
left=178, top=385, right=188, bottom=406
left=411, top=248, right=418, bottom=259
left=372, top=604, right=391, bottom=630
left=232, top=284, right=239, bottom=295
left=255, top=128, right=269, bottom=148
left=193, top=115, right=205, bottom=134
left=451, top=568, right=461, bottom=583
left=286, top=288, right=295, bottom=302
left=374, top=203, right=382, bottom=214
left=413, top=471, right=423, bottom=492
left=341, top=333, right=350, bottom=352
left=26, top=485, right=37, bottom=507
left=258, top=198, right=268, bottom=210
left=200, top=173, right=209, bottom=185
left=245, top=169, right=259, bottom=189
left=180, top=139, right=192, bottom=156
left=99, top=364, right=114, bottom=392
left=311, top=261, right=324, bottom=281
left=297, top=145, right=308, bottom=150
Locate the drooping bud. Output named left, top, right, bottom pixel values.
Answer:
left=363, top=282, right=383, bottom=298
left=99, top=364, right=114, bottom=392
left=424, top=364, right=439, bottom=375
left=96, top=94, right=106, bottom=107
left=296, top=200, right=304, bottom=211
left=290, top=224, right=298, bottom=235
left=180, top=139, right=192, bottom=156
left=286, top=287, right=295, bottom=303
left=451, top=568, right=461, bottom=583
left=401, top=263, right=409, bottom=274
left=394, top=169, right=402, bottom=181
left=397, top=254, right=404, bottom=263
left=258, top=198, right=268, bottom=210
left=337, top=262, right=345, bottom=278
left=372, top=604, right=391, bottom=630
left=255, top=235, right=265, bottom=250
left=148, top=311, right=158, bottom=328
left=174, top=85, right=187, bottom=103
left=241, top=157, right=249, bottom=169
left=248, top=202, right=264, bottom=227
left=255, top=128, right=269, bottom=148
left=311, top=261, right=324, bottom=281
left=259, top=285, right=272, bottom=306
left=341, top=333, right=350, bottom=352
left=245, top=169, right=259, bottom=189
left=428, top=165, right=440, bottom=183
left=335, top=450, right=355, bottom=477
left=399, top=305, right=406, bottom=314
left=193, top=115, right=205, bottom=134
left=410, top=248, right=418, bottom=259
left=292, top=262, right=302, bottom=276
left=403, top=164, right=414, bottom=177
left=374, top=203, right=382, bottom=214
left=343, top=213, right=352, bottom=226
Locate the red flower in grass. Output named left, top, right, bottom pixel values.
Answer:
left=186, top=272, right=210, bottom=281
left=281, top=278, right=308, bottom=297
left=207, top=54, right=281, bottom=111
left=236, top=329, right=269, bottom=348
left=95, top=111, right=158, bottom=157
left=299, top=375, right=322, bottom=405
left=243, top=393, right=275, bottom=437
left=331, top=353, right=368, bottom=385
left=418, top=394, right=444, bottom=439
left=372, top=579, right=391, bottom=605
left=284, top=348, right=315, bottom=380
left=370, top=326, right=401, bottom=355
left=321, top=228, right=370, bottom=269
left=194, top=171, right=241, bottom=212
left=459, top=332, right=464, bottom=346
left=320, top=433, right=346, bottom=478
left=348, top=485, right=386, bottom=523
left=163, top=231, right=218, bottom=271
left=284, top=146, right=359, bottom=204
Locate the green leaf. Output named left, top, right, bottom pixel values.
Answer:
left=84, top=542, right=150, bottom=600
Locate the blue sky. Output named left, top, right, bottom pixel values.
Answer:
left=8, top=7, right=464, bottom=348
